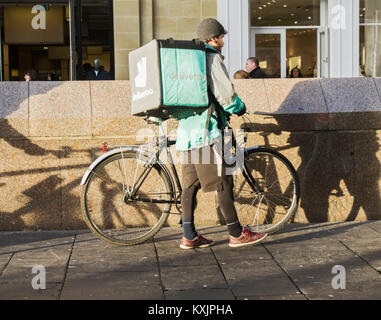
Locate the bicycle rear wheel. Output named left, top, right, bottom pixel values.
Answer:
left=233, top=147, right=300, bottom=234
left=80, top=150, right=174, bottom=246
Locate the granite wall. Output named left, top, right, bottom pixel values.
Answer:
left=0, top=78, right=380, bottom=231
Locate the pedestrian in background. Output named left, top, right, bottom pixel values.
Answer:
left=245, top=57, right=267, bottom=79
left=24, top=70, right=37, bottom=82
left=233, top=70, right=249, bottom=79
left=290, top=67, right=302, bottom=78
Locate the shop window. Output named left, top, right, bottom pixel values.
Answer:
left=0, top=0, right=114, bottom=81
left=255, top=33, right=281, bottom=78
left=286, top=29, right=317, bottom=78
left=1, top=4, right=70, bottom=81
left=359, top=0, right=381, bottom=77
left=77, top=0, right=114, bottom=80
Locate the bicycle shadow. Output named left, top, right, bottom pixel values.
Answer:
left=0, top=82, right=93, bottom=230
left=0, top=81, right=169, bottom=233
left=241, top=79, right=381, bottom=223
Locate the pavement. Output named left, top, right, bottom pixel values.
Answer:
left=0, top=221, right=381, bottom=301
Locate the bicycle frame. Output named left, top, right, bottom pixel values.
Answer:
left=81, top=118, right=264, bottom=214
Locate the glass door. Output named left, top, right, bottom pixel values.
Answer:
left=318, top=26, right=329, bottom=78
left=251, top=28, right=286, bottom=78
left=75, top=0, right=114, bottom=80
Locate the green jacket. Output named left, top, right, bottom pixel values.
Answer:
left=176, top=44, right=245, bottom=151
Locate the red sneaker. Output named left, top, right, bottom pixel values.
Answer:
left=229, top=227, right=268, bottom=248
left=180, top=235, right=214, bottom=249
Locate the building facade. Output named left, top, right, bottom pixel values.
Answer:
left=0, top=0, right=379, bottom=81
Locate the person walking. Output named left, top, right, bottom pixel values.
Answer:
left=245, top=57, right=267, bottom=79
left=176, top=18, right=268, bottom=249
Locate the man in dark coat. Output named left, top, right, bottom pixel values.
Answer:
left=245, top=57, right=267, bottom=78
left=86, top=58, right=111, bottom=80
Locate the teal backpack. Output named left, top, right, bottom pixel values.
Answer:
left=129, top=38, right=212, bottom=120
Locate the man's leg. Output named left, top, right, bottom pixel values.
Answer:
left=180, top=180, right=214, bottom=249
left=179, top=152, right=214, bottom=249
left=216, top=176, right=243, bottom=238
left=181, top=181, right=200, bottom=240
left=195, top=146, right=243, bottom=237
left=216, top=175, right=268, bottom=247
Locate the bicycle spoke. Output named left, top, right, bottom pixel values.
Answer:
left=91, top=171, right=123, bottom=192
left=251, top=194, right=265, bottom=227
left=234, top=148, right=299, bottom=234
left=81, top=150, right=173, bottom=246
left=265, top=195, right=292, bottom=207
left=114, top=159, right=127, bottom=193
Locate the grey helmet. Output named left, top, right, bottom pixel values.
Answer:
left=196, top=18, right=227, bottom=41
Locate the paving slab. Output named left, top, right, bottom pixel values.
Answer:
left=0, top=231, right=76, bottom=253
left=160, top=264, right=227, bottom=291
left=61, top=273, right=163, bottom=300
left=154, top=229, right=217, bottom=266
left=165, top=288, right=235, bottom=300
left=71, top=235, right=158, bottom=273
left=237, top=294, right=307, bottom=300
left=219, top=258, right=299, bottom=298
left=340, top=238, right=381, bottom=272
left=0, top=282, right=61, bottom=300
left=0, top=254, right=12, bottom=273
left=0, top=222, right=381, bottom=300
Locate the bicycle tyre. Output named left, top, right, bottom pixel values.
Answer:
left=233, top=147, right=300, bottom=234
left=80, top=150, right=174, bottom=246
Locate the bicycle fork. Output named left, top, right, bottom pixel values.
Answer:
left=242, top=156, right=265, bottom=195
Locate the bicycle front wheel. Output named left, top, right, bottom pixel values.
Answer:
left=80, top=150, right=174, bottom=246
left=233, top=147, right=300, bottom=234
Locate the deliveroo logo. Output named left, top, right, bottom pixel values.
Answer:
left=135, top=57, right=147, bottom=88
left=132, top=56, right=153, bottom=101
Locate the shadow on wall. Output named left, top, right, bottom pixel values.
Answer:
left=0, top=82, right=95, bottom=230
left=0, top=79, right=380, bottom=231
left=0, top=81, right=161, bottom=231
left=242, top=79, right=381, bottom=222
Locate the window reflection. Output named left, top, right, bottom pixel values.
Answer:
left=360, top=26, right=381, bottom=77
left=255, top=34, right=281, bottom=78
left=360, top=0, right=381, bottom=24
left=359, top=0, right=381, bottom=77
left=287, top=29, right=317, bottom=78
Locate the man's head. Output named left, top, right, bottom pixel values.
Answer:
left=234, top=70, right=249, bottom=79
left=245, top=57, right=259, bottom=73
left=197, top=18, right=227, bottom=52
left=24, top=69, right=37, bottom=81
left=94, top=58, right=101, bottom=70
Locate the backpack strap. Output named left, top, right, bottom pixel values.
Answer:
left=204, top=90, right=226, bottom=166
left=203, top=91, right=213, bottom=143
left=203, top=45, right=226, bottom=147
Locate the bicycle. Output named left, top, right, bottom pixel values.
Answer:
left=80, top=116, right=300, bottom=246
